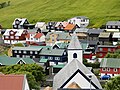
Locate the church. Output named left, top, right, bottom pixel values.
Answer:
left=52, top=33, right=102, bottom=90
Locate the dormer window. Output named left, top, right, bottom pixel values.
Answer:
left=15, top=19, right=20, bottom=25
left=114, top=68, right=118, bottom=72
left=10, top=31, right=14, bottom=34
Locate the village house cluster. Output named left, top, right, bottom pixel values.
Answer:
left=0, top=16, right=120, bottom=90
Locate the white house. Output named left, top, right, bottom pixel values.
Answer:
left=35, top=22, right=46, bottom=30
left=68, top=16, right=89, bottom=28
left=12, top=18, right=29, bottom=29
left=26, top=32, right=45, bottom=45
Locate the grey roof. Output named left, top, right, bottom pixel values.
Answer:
left=68, top=32, right=82, bottom=49
left=97, top=45, right=117, bottom=48
left=53, top=59, right=102, bottom=90
left=106, top=21, right=120, bottom=26
left=12, top=46, right=42, bottom=51
left=100, top=58, right=120, bottom=68
left=75, top=28, right=88, bottom=33
left=45, top=32, right=71, bottom=40
left=87, top=29, right=104, bottom=34
left=39, top=48, right=65, bottom=56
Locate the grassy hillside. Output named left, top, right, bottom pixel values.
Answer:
left=0, top=0, right=120, bottom=28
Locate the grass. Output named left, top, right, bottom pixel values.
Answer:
left=0, top=0, right=120, bottom=28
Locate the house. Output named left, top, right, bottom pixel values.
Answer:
left=112, top=32, right=120, bottom=45
left=35, top=22, right=46, bottom=30
left=98, top=32, right=112, bottom=45
left=106, top=21, right=120, bottom=29
left=2, top=29, right=28, bottom=44
left=68, top=16, right=89, bottom=28
left=45, top=32, right=71, bottom=46
left=96, top=45, right=117, bottom=58
left=0, top=74, right=30, bottom=90
left=0, top=56, right=35, bottom=65
left=52, top=42, right=69, bottom=49
left=46, top=22, right=57, bottom=30
left=26, top=32, right=45, bottom=46
left=87, top=29, right=104, bottom=41
left=39, top=48, right=67, bottom=65
left=100, top=58, right=120, bottom=77
left=12, top=46, right=43, bottom=58
left=12, top=18, right=29, bottom=29
left=75, top=28, right=88, bottom=40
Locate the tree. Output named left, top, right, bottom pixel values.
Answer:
left=104, top=76, right=120, bottom=90
left=0, top=64, right=46, bottom=90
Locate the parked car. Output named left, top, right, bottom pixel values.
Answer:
left=100, top=75, right=111, bottom=80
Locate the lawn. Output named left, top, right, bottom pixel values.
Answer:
left=0, top=0, right=120, bottom=28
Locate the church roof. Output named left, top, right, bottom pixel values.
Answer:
left=68, top=33, right=82, bottom=49
left=53, top=59, right=102, bottom=90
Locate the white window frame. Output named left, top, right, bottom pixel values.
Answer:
left=99, top=48, right=103, bottom=51
left=108, top=26, right=111, bottom=28
left=35, top=51, right=37, bottom=54
left=14, top=50, right=17, bottom=53
left=16, top=55, right=19, bottom=58
left=10, top=36, right=14, bottom=39
left=30, top=51, right=33, bottom=54
left=108, top=48, right=111, bottom=52
left=113, top=68, right=118, bottom=72
left=19, top=51, right=21, bottom=53
left=102, top=68, right=106, bottom=71
left=23, top=51, right=26, bottom=54
left=5, top=36, right=9, bottom=39
left=16, top=36, right=19, bottom=39
left=10, top=31, right=14, bottom=34
left=55, top=57, right=60, bottom=60
left=33, top=56, right=35, bottom=58
left=48, top=57, right=53, bottom=60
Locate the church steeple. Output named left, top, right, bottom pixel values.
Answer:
left=68, top=32, right=83, bottom=63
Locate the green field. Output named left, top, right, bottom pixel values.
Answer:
left=0, top=0, right=120, bottom=28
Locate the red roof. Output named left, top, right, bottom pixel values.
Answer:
left=64, top=24, right=76, bottom=31
left=0, top=74, right=24, bottom=90
left=34, top=33, right=43, bottom=38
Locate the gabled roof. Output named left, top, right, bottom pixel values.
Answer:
left=68, top=33, right=82, bottom=49
left=55, top=22, right=69, bottom=27
left=3, top=29, right=25, bottom=36
left=0, top=74, right=26, bottom=90
left=106, top=21, right=120, bottom=26
left=100, top=58, right=120, bottom=68
left=99, top=32, right=110, bottom=38
left=53, top=42, right=69, bottom=49
left=12, top=18, right=28, bottom=25
left=64, top=24, right=76, bottom=31
left=39, top=48, right=65, bottom=56
left=113, top=32, right=120, bottom=38
left=53, top=59, right=102, bottom=90
left=0, top=56, right=35, bottom=65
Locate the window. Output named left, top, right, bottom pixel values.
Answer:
left=36, top=38, right=38, bottom=40
left=10, top=31, right=14, bottom=34
left=55, top=57, right=60, bottom=60
left=23, top=51, right=26, bottom=54
left=107, top=68, right=110, bottom=72
left=33, top=56, right=35, bottom=58
left=16, top=55, right=19, bottom=58
left=99, top=48, right=103, bottom=51
left=19, top=51, right=21, bottom=53
left=108, top=26, right=111, bottom=28
left=73, top=53, right=77, bottom=58
left=48, top=57, right=53, bottom=60
left=30, top=51, right=33, bottom=54
left=64, top=52, right=66, bottom=55
left=102, top=68, right=106, bottom=71
left=5, top=36, right=9, bottom=39
left=114, top=68, right=118, bottom=72
left=14, top=50, right=17, bottom=53
left=41, top=56, right=45, bottom=59
left=108, top=48, right=111, bottom=52
left=99, top=53, right=103, bottom=57
left=35, top=51, right=37, bottom=54
left=16, top=36, right=19, bottom=39
left=112, top=26, right=115, bottom=28
left=10, top=36, right=14, bottom=39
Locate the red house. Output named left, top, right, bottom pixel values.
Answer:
left=83, top=51, right=93, bottom=60
left=100, top=58, right=120, bottom=77
left=2, top=29, right=28, bottom=44
left=96, top=45, right=117, bottom=58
